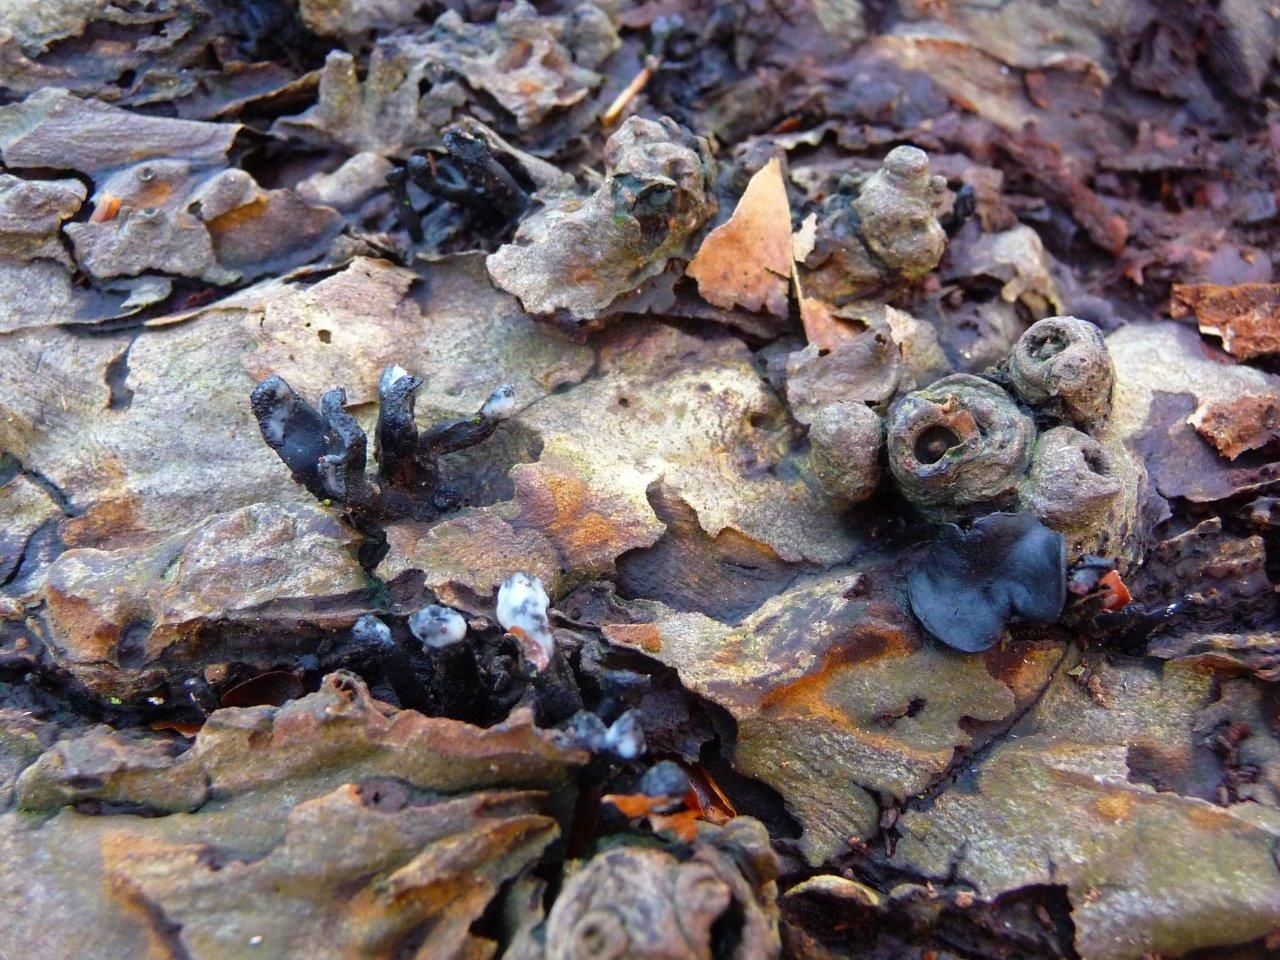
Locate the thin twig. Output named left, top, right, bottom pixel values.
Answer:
left=602, top=56, right=659, bottom=126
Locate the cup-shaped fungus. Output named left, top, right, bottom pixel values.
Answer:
left=807, top=400, right=884, bottom=505
left=886, top=374, right=1034, bottom=519
left=1020, top=426, right=1123, bottom=530
left=853, top=145, right=948, bottom=280
left=907, top=512, right=1067, bottom=652
left=1007, top=316, right=1114, bottom=426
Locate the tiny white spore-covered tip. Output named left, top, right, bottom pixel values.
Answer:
left=408, top=604, right=468, bottom=649
left=352, top=613, right=394, bottom=649
left=496, top=571, right=553, bottom=670
left=481, top=384, right=517, bottom=420
left=379, top=364, right=411, bottom=397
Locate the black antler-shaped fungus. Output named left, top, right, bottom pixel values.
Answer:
left=907, top=512, right=1066, bottom=652
left=251, top=367, right=515, bottom=524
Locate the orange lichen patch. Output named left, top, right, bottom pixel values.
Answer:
left=1188, top=393, right=1280, bottom=460
left=1183, top=801, right=1249, bottom=831
left=130, top=178, right=177, bottom=210
left=687, top=156, right=793, bottom=316
left=58, top=457, right=152, bottom=549
left=1171, top=283, right=1280, bottom=359
left=43, top=561, right=147, bottom=664
left=1094, top=792, right=1133, bottom=822
left=88, top=194, right=121, bottom=223
left=601, top=622, right=662, bottom=653
left=708, top=633, right=750, bottom=668
left=150, top=720, right=204, bottom=737
left=982, top=640, right=1064, bottom=699
left=758, top=631, right=917, bottom=714
left=512, top=457, right=661, bottom=577
left=204, top=196, right=271, bottom=238
left=1099, top=570, right=1132, bottom=611
left=759, top=623, right=921, bottom=714
left=60, top=490, right=149, bottom=549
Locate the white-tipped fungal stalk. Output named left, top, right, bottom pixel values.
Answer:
left=352, top=613, right=394, bottom=650
left=497, top=572, right=554, bottom=669
left=409, top=604, right=468, bottom=649
left=378, top=364, right=411, bottom=397
left=481, top=383, right=517, bottom=420
left=604, top=710, right=646, bottom=760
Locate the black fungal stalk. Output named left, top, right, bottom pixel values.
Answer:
left=250, top=366, right=516, bottom=525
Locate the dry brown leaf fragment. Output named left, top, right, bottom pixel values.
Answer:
left=688, top=156, right=793, bottom=316
left=791, top=211, right=865, bottom=352
left=648, top=809, right=702, bottom=843
left=1170, top=283, right=1280, bottom=359
left=798, top=296, right=865, bottom=353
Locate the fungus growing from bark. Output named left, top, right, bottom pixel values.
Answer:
left=408, top=604, right=468, bottom=649
left=496, top=571, right=554, bottom=670
left=807, top=400, right=884, bottom=506
left=1020, top=426, right=1122, bottom=530
left=886, top=374, right=1035, bottom=520
left=1007, top=316, right=1114, bottom=426
left=799, top=145, right=950, bottom=303
left=250, top=368, right=515, bottom=524
left=640, top=760, right=693, bottom=807
left=352, top=614, right=394, bottom=650
left=564, top=708, right=647, bottom=760
left=907, top=512, right=1066, bottom=652
left=407, top=602, right=481, bottom=719
left=854, top=145, right=949, bottom=280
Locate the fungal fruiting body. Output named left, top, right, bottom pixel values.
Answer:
left=907, top=512, right=1067, bottom=652
left=497, top=572, right=555, bottom=670
left=352, top=614, right=394, bottom=650
left=886, top=374, right=1035, bottom=520
left=408, top=604, right=468, bottom=649
left=250, top=366, right=516, bottom=523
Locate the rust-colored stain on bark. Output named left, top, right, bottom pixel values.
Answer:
left=602, top=622, right=663, bottom=653
left=1093, top=792, right=1133, bottom=822
left=205, top=196, right=271, bottom=238
left=1171, top=283, right=1280, bottom=359
left=513, top=459, right=658, bottom=574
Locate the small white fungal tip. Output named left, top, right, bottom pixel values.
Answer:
left=260, top=385, right=292, bottom=445
left=353, top=614, right=393, bottom=649
left=604, top=711, right=646, bottom=760
left=379, top=364, right=411, bottom=396
left=481, top=384, right=517, bottom=420
left=408, top=604, right=468, bottom=649
left=497, top=572, right=554, bottom=668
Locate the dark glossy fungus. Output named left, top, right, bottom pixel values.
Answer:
left=251, top=367, right=515, bottom=524
left=907, top=512, right=1066, bottom=652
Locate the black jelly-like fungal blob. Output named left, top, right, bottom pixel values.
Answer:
left=907, top=512, right=1066, bottom=653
